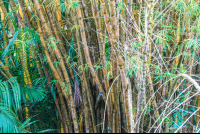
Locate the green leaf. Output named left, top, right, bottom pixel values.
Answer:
left=165, top=34, right=174, bottom=42
left=188, top=107, right=196, bottom=112
left=2, top=28, right=22, bottom=59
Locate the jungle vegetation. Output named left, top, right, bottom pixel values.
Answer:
left=0, top=0, right=200, bottom=133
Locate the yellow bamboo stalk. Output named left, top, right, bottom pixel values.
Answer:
left=99, top=0, right=131, bottom=131
left=76, top=3, right=106, bottom=102
left=76, top=3, right=114, bottom=132
left=175, top=15, right=180, bottom=66
left=18, top=4, right=25, bottom=27
left=75, top=16, right=92, bottom=132
left=174, top=13, right=181, bottom=130
left=0, top=7, right=9, bottom=67
left=33, top=0, right=79, bottom=132
left=17, top=4, right=32, bottom=86
left=0, top=60, right=12, bottom=78
left=10, top=0, right=24, bottom=27
left=55, top=0, right=63, bottom=29
left=15, top=40, right=32, bottom=122
left=17, top=3, right=33, bottom=128
left=0, top=7, right=4, bottom=18
left=0, top=0, right=15, bottom=34
left=36, top=18, right=76, bottom=132
left=196, top=95, right=200, bottom=125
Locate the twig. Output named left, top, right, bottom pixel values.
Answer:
left=102, top=75, right=120, bottom=133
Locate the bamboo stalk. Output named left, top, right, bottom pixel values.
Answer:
left=99, top=0, right=131, bottom=131
left=0, top=60, right=12, bottom=78
left=75, top=19, right=91, bottom=133
left=0, top=7, right=9, bottom=68
left=76, top=2, right=106, bottom=102
left=0, top=0, right=15, bottom=34
left=36, top=44, right=69, bottom=133
left=34, top=6, right=79, bottom=131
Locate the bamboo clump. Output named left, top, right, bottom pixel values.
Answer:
left=0, top=0, right=200, bottom=133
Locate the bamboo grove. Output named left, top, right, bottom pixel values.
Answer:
left=0, top=0, right=200, bottom=133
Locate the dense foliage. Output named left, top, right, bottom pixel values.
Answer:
left=0, top=0, right=200, bottom=133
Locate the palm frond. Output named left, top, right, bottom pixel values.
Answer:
left=21, top=78, right=48, bottom=103
left=0, top=104, right=24, bottom=133
left=0, top=77, right=21, bottom=111
left=2, top=28, right=22, bottom=60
